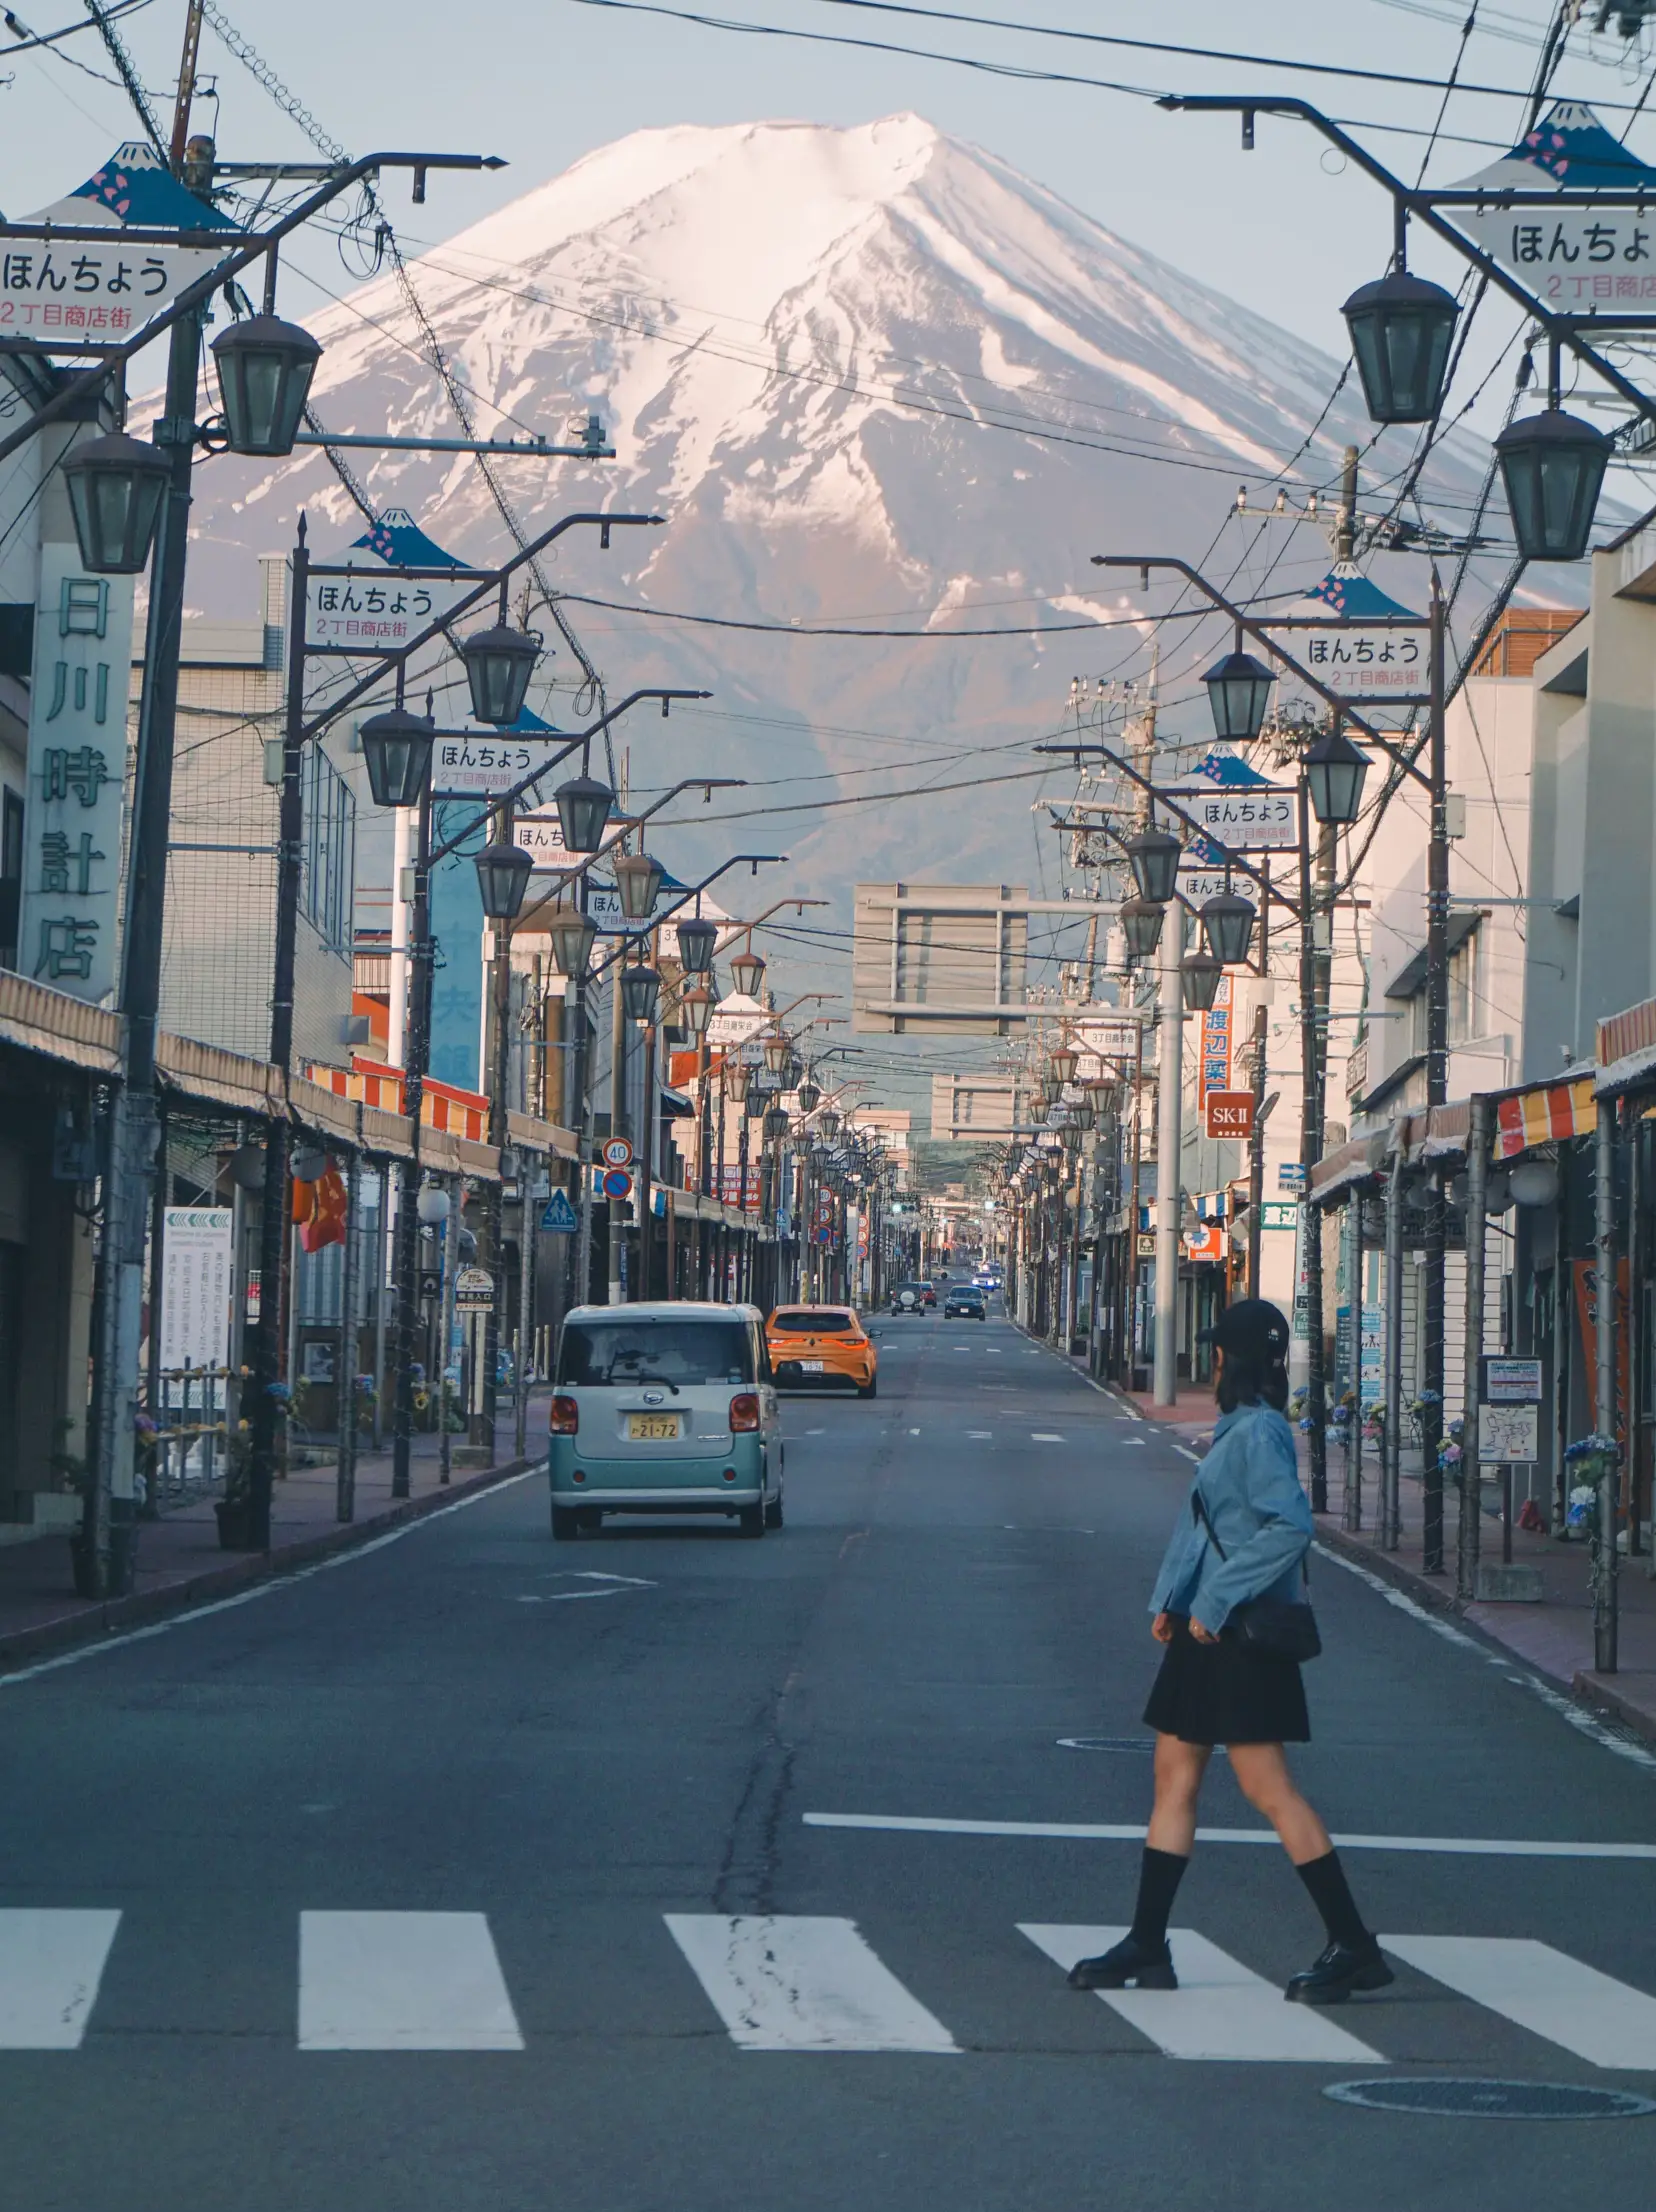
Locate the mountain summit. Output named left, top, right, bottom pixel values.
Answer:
left=191, top=116, right=1491, bottom=890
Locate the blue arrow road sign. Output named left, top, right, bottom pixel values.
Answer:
left=540, top=1189, right=579, bottom=1233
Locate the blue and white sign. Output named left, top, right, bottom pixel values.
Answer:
left=1266, top=566, right=1428, bottom=708
left=1449, top=102, right=1656, bottom=310
left=306, top=510, right=477, bottom=654
left=540, top=1189, right=579, bottom=1233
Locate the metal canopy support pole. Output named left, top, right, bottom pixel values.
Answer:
left=336, top=1150, right=361, bottom=1522
left=1421, top=573, right=1450, bottom=1572
left=1345, top=1194, right=1364, bottom=1533
left=516, top=1164, right=535, bottom=1460
left=1458, top=1095, right=1491, bottom=1600
left=439, top=1178, right=459, bottom=1484
left=477, top=798, right=514, bottom=1461
left=1154, top=905, right=1184, bottom=1405
left=1298, top=778, right=1328, bottom=1513
left=1384, top=1131, right=1405, bottom=1551
left=391, top=776, right=433, bottom=1500
left=608, top=964, right=627, bottom=1305
left=88, top=307, right=204, bottom=1593
left=1595, top=1095, right=1621, bottom=1673
left=1247, top=1002, right=1267, bottom=1301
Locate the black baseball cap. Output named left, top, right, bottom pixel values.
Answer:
left=1198, top=1298, right=1290, bottom=1363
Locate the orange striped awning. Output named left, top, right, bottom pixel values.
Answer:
left=303, top=1059, right=492, bottom=1144
left=1493, top=1077, right=1596, bottom=1161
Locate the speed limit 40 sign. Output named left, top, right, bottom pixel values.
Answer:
left=1204, top=1091, right=1255, bottom=1141
left=601, top=1137, right=634, bottom=1170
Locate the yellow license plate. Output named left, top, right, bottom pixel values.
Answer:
left=628, top=1413, right=682, bottom=1440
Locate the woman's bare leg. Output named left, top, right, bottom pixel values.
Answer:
left=1227, top=1741, right=1332, bottom=1864
left=1145, top=1733, right=1211, bottom=1855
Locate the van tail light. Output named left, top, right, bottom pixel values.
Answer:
left=550, top=1394, right=579, bottom=1435
left=729, top=1392, right=761, bottom=1433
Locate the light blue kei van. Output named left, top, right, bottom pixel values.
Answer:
left=548, top=1302, right=784, bottom=1540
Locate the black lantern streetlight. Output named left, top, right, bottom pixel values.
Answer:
left=730, top=944, right=766, bottom=998
left=553, top=772, right=614, bottom=855
left=1201, top=646, right=1275, bottom=745
left=358, top=707, right=434, bottom=809
left=677, top=915, right=718, bottom=974
left=763, top=1032, right=791, bottom=1076
left=474, top=838, right=533, bottom=921
left=1201, top=889, right=1257, bottom=967
left=1495, top=407, right=1610, bottom=563
left=745, top=1084, right=767, bottom=1120
left=461, top=620, right=541, bottom=728
left=764, top=1106, right=789, bottom=1142
left=613, top=851, right=664, bottom=922
left=62, top=431, right=171, bottom=575
left=210, top=314, right=322, bottom=456
left=1119, top=897, right=1166, bottom=964
left=620, top=961, right=661, bottom=1025
left=1049, top=1042, right=1079, bottom=1087
left=545, top=901, right=598, bottom=979
left=1181, top=952, right=1225, bottom=1012
left=1125, top=826, right=1181, bottom=905
left=796, top=1078, right=822, bottom=1114
left=817, top=1108, right=841, bottom=1141
left=1342, top=269, right=1460, bottom=424
left=678, top=984, right=715, bottom=1040
left=722, top=1054, right=751, bottom=1101
left=1303, top=726, right=1371, bottom=826
left=1071, top=1094, right=1097, bottom=1131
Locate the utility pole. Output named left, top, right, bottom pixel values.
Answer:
left=1421, top=567, right=1450, bottom=1571
left=1297, top=774, right=1329, bottom=1512
left=1154, top=904, right=1185, bottom=1405
left=1247, top=1001, right=1268, bottom=1300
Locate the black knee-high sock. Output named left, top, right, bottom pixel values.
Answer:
left=1295, top=1849, right=1371, bottom=1948
left=1127, top=1846, right=1189, bottom=1948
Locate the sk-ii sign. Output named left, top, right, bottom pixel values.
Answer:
left=19, top=549, right=136, bottom=1004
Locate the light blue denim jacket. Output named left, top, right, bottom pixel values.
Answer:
left=1148, top=1402, right=1313, bottom=1635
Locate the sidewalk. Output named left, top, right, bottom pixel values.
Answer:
left=0, top=1398, right=549, bottom=1672
left=1312, top=1444, right=1656, bottom=1744
left=1025, top=1326, right=1656, bottom=1746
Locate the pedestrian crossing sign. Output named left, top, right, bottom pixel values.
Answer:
left=540, top=1189, right=578, bottom=1233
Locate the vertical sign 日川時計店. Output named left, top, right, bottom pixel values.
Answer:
left=19, top=550, right=137, bottom=1005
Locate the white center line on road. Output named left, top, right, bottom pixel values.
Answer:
left=0, top=1909, right=121, bottom=2049
left=801, top=1813, right=1656, bottom=1859
left=1031, top=1434, right=1064, bottom=1444
left=665, top=1914, right=960, bottom=2054
left=1382, top=1935, right=1656, bottom=2070
left=1021, top=1925, right=1384, bottom=2064
left=298, top=1911, right=523, bottom=2052
left=966, top=1430, right=993, bottom=1439
left=908, top=1428, right=922, bottom=1436
left=0, top=1469, right=538, bottom=1691
left=1174, top=1445, right=1202, bottom=1463
left=805, top=1427, right=826, bottom=1435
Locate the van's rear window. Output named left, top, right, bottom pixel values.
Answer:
left=772, top=1311, right=853, bottom=1334
left=557, top=1319, right=753, bottom=1387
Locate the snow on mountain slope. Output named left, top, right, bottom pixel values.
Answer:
left=184, top=115, right=1502, bottom=901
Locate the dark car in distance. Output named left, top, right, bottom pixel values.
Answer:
left=943, top=1284, right=987, bottom=1320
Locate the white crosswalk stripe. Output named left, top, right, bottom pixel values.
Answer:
left=1384, top=1935, right=1656, bottom=2071
left=1019, top=1924, right=1385, bottom=2063
left=297, top=1911, right=524, bottom=2051
left=665, top=1914, right=959, bottom=2053
left=0, top=1909, right=121, bottom=2049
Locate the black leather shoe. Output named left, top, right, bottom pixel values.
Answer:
left=1284, top=1938, right=1394, bottom=2005
left=1068, top=1935, right=1177, bottom=1991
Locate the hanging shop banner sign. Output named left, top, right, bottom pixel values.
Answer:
left=1265, top=621, right=1429, bottom=704
left=706, top=1000, right=771, bottom=1047
left=158, top=1208, right=234, bottom=1375
left=1204, top=1090, right=1255, bottom=1141
left=588, top=884, right=682, bottom=937
left=1183, top=1223, right=1225, bottom=1264
left=454, top=1264, right=496, bottom=1309
left=1447, top=103, right=1656, bottom=309
left=1073, top=1016, right=1142, bottom=1074
left=429, top=737, right=566, bottom=801
left=305, top=510, right=479, bottom=653
left=1181, top=788, right=1298, bottom=852
left=7, top=143, right=239, bottom=341
left=18, top=547, right=137, bottom=1005
left=1261, top=1200, right=1298, bottom=1231
left=1198, top=974, right=1233, bottom=1105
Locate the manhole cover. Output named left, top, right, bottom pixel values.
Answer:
left=1325, top=2079, right=1656, bottom=2121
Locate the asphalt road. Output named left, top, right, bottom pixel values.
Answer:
left=4, top=1305, right=1656, bottom=2212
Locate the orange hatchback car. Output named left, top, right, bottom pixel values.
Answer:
left=766, top=1305, right=878, bottom=1398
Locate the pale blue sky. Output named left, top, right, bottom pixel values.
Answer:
left=3, top=0, right=1650, bottom=372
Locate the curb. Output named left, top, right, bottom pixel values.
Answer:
left=1313, top=1516, right=1656, bottom=1750
left=0, top=1455, right=539, bottom=1677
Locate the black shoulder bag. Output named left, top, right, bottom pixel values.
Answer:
left=1191, top=1491, right=1322, bottom=1663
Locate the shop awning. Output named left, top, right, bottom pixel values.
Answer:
left=1597, top=992, right=1656, bottom=1097
left=1309, top=1129, right=1393, bottom=1206
left=1494, top=1076, right=1597, bottom=1156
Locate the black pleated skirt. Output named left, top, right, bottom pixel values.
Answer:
left=1142, top=1615, right=1310, bottom=1746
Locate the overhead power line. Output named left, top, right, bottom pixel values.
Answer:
left=80, top=0, right=167, bottom=160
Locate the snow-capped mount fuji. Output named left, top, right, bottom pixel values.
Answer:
left=185, top=114, right=1494, bottom=893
